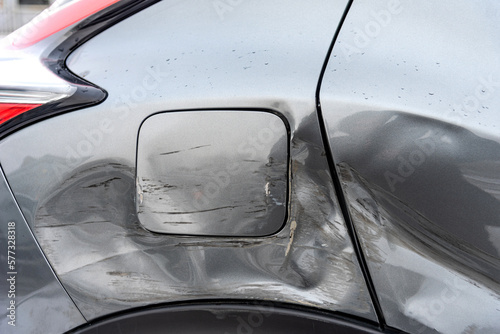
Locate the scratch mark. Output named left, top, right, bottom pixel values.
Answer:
left=160, top=150, right=181, bottom=155
left=244, top=209, right=266, bottom=214
left=107, top=271, right=130, bottom=277
left=136, top=178, right=143, bottom=204
left=37, top=220, right=109, bottom=228
left=162, top=205, right=237, bottom=214
left=285, top=220, right=297, bottom=256
left=188, top=144, right=211, bottom=151
left=159, top=144, right=211, bottom=156
left=83, top=177, right=120, bottom=188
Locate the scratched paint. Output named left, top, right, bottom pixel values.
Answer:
left=32, top=134, right=375, bottom=321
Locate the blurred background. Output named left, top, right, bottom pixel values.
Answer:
left=0, top=0, right=53, bottom=38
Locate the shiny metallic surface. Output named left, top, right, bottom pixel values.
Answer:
left=0, top=0, right=377, bottom=323
left=0, top=52, right=76, bottom=104
left=137, top=111, right=288, bottom=236
left=0, top=167, right=86, bottom=333
left=28, top=137, right=373, bottom=320
left=0, top=88, right=74, bottom=105
left=320, top=0, right=500, bottom=333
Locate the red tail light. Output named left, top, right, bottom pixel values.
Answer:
left=0, top=0, right=157, bottom=136
left=0, top=56, right=78, bottom=127
left=0, top=0, right=120, bottom=130
left=0, top=104, right=42, bottom=124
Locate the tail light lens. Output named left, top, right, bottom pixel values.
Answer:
left=0, top=104, right=42, bottom=124
left=0, top=0, right=121, bottom=134
left=0, top=56, right=78, bottom=127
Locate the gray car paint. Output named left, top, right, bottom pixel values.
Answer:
left=0, top=0, right=378, bottom=324
left=0, top=167, right=86, bottom=334
left=320, top=0, right=500, bottom=333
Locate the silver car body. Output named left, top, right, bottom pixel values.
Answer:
left=320, top=1, right=500, bottom=332
left=0, top=0, right=498, bottom=333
